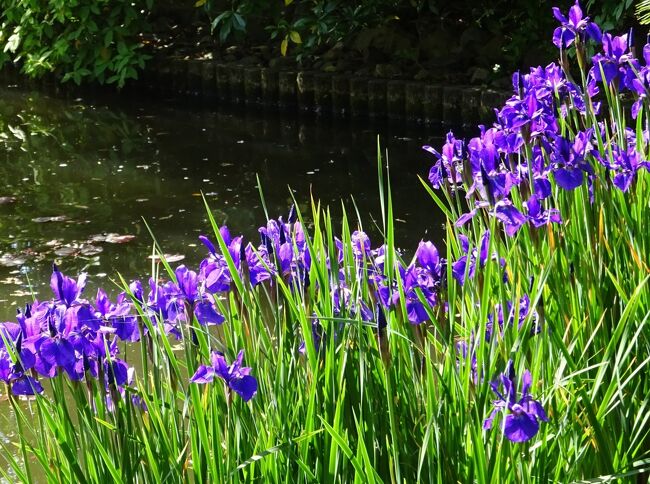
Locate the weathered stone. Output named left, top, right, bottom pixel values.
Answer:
left=243, top=68, right=262, bottom=105
left=423, top=85, right=443, bottom=124
left=368, top=79, right=387, bottom=119
left=442, top=86, right=463, bottom=126
left=374, top=63, right=402, bottom=79
left=350, top=78, right=368, bottom=118
left=260, top=68, right=279, bottom=108
left=201, top=60, right=216, bottom=100
left=269, top=56, right=297, bottom=69
left=387, top=81, right=405, bottom=121
left=239, top=55, right=261, bottom=66
left=228, top=65, right=245, bottom=104
left=216, top=64, right=230, bottom=102
left=313, top=74, right=333, bottom=115
left=278, top=71, right=297, bottom=110
left=296, top=72, right=315, bottom=113
left=170, top=58, right=187, bottom=94
left=461, top=87, right=482, bottom=125
left=405, top=82, right=424, bottom=123
left=331, top=76, right=350, bottom=117
left=187, top=59, right=203, bottom=96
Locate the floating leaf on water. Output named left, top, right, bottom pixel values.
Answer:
left=104, top=234, right=136, bottom=244
left=0, top=196, right=17, bottom=205
left=88, top=234, right=107, bottom=243
left=148, top=254, right=185, bottom=263
left=0, top=253, right=27, bottom=267
left=31, top=215, right=68, bottom=223
left=45, top=239, right=62, bottom=247
left=10, top=290, right=33, bottom=297
left=54, top=246, right=78, bottom=257
left=80, top=245, right=103, bottom=256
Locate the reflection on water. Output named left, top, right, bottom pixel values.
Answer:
left=0, top=84, right=447, bottom=322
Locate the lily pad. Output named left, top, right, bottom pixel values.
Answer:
left=104, top=234, right=136, bottom=244
left=54, top=246, right=78, bottom=257
left=0, top=253, right=27, bottom=267
left=31, top=215, right=68, bottom=223
left=80, top=245, right=103, bottom=256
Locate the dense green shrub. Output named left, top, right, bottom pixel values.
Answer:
left=0, top=0, right=154, bottom=87
left=196, top=0, right=638, bottom=72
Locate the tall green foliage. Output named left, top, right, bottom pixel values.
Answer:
left=0, top=0, right=154, bottom=87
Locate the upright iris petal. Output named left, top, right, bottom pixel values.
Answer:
left=50, top=264, right=87, bottom=307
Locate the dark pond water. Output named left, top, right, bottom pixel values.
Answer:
left=0, top=84, right=450, bottom=322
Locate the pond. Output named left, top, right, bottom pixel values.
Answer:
left=0, top=83, right=451, bottom=478
left=0, top=84, right=448, bottom=322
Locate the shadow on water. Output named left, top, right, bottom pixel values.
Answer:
left=0, top=83, right=452, bottom=321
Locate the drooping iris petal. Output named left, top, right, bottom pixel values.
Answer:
left=452, top=256, right=468, bottom=285
left=190, top=364, right=216, bottom=384
left=105, top=359, right=129, bottom=387
left=229, top=375, right=258, bottom=402
left=114, top=316, right=140, bottom=342
left=553, top=167, right=584, bottom=190
left=494, top=203, right=527, bottom=237
left=39, top=338, right=76, bottom=368
left=503, top=411, right=540, bottom=443
left=12, top=376, right=44, bottom=396
left=194, top=300, right=225, bottom=326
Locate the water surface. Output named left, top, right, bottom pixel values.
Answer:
left=0, top=84, right=448, bottom=319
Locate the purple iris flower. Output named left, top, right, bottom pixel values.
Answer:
left=591, top=33, right=634, bottom=86
left=145, top=278, right=181, bottom=338
left=552, top=1, right=602, bottom=49
left=0, top=349, right=43, bottom=395
left=190, top=349, right=257, bottom=402
left=424, top=132, right=464, bottom=189
left=244, top=243, right=274, bottom=286
left=397, top=263, right=438, bottom=325
left=525, top=195, right=562, bottom=228
left=172, top=265, right=225, bottom=326
left=94, top=289, right=139, bottom=342
left=494, top=201, right=528, bottom=237
left=484, top=362, right=548, bottom=443
left=0, top=325, right=42, bottom=396
left=416, top=240, right=443, bottom=280
left=488, top=295, right=540, bottom=341
left=298, top=316, right=324, bottom=355
left=549, top=132, right=594, bottom=191
left=600, top=144, right=650, bottom=192
left=50, top=264, right=87, bottom=308
left=200, top=228, right=245, bottom=293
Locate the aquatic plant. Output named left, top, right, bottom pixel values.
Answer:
left=0, top=1, right=648, bottom=482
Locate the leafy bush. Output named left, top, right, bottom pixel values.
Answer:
left=196, top=0, right=638, bottom=72
left=0, top=0, right=154, bottom=87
